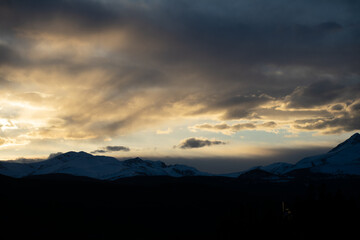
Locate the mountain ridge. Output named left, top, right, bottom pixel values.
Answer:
left=0, top=133, right=359, bottom=180
left=328, top=132, right=360, bottom=153
left=0, top=152, right=209, bottom=180
left=252, top=132, right=360, bottom=177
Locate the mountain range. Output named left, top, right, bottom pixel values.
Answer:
left=1, top=133, right=359, bottom=180
left=253, top=132, right=360, bottom=177
left=0, top=151, right=208, bottom=179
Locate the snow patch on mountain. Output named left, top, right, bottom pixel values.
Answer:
left=244, top=133, right=360, bottom=177
left=0, top=151, right=209, bottom=180
left=1, top=133, right=359, bottom=179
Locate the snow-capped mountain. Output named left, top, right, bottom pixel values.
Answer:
left=1, top=133, right=359, bottom=180
left=0, top=151, right=209, bottom=180
left=252, top=133, right=360, bottom=176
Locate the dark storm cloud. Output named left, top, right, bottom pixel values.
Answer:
left=318, top=22, right=343, bottom=32
left=1, top=0, right=359, bottom=138
left=220, top=95, right=274, bottom=120
left=330, top=104, right=345, bottom=111
left=105, top=146, right=130, bottom=152
left=144, top=1, right=360, bottom=72
left=285, top=80, right=346, bottom=108
left=177, top=138, right=226, bottom=149
left=91, top=145, right=130, bottom=154
left=293, top=100, right=360, bottom=133
left=2, top=0, right=359, bottom=69
left=192, top=94, right=274, bottom=120
left=294, top=116, right=360, bottom=134
left=287, top=80, right=360, bottom=134
left=0, top=0, right=119, bottom=33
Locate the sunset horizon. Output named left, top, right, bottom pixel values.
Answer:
left=1, top=0, right=359, bottom=174
left=1, top=1, right=360, bottom=238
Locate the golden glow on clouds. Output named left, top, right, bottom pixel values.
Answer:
left=0, top=0, right=359, bottom=162
left=0, top=119, right=17, bottom=131
left=156, top=128, right=173, bottom=135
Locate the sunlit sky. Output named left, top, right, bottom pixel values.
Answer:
left=0, top=0, right=359, bottom=173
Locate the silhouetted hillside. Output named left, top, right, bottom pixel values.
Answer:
left=1, top=174, right=360, bottom=239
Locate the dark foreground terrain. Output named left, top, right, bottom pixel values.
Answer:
left=1, top=174, right=360, bottom=239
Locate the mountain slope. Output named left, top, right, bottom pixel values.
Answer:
left=1, top=133, right=359, bottom=180
left=0, top=151, right=208, bottom=180
left=252, top=133, right=360, bottom=176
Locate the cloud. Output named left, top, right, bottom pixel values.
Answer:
left=330, top=104, right=345, bottom=111
left=0, top=0, right=359, bottom=147
left=318, top=21, right=343, bottom=32
left=105, top=146, right=130, bottom=152
left=177, top=137, right=226, bottom=149
left=293, top=100, right=360, bottom=134
left=0, top=136, right=29, bottom=148
left=207, top=94, right=274, bottom=120
left=156, top=128, right=173, bottom=135
left=48, top=152, right=63, bottom=159
left=285, top=80, right=347, bottom=108
left=275, top=80, right=360, bottom=134
left=91, top=145, right=130, bottom=154
left=192, top=121, right=277, bottom=135
left=0, top=44, right=23, bottom=67
left=0, top=0, right=119, bottom=34
left=187, top=94, right=275, bottom=122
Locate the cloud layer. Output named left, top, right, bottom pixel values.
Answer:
left=192, top=121, right=277, bottom=135
left=177, top=138, right=226, bottom=149
left=0, top=0, right=359, bottom=156
left=91, top=146, right=130, bottom=154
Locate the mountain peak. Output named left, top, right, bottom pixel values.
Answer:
left=329, top=132, right=360, bottom=153
left=348, top=133, right=360, bottom=143
left=48, top=151, right=95, bottom=163
left=61, top=151, right=93, bottom=158
left=123, top=157, right=144, bottom=166
left=128, top=157, right=143, bottom=162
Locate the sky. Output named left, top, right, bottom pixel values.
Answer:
left=0, top=0, right=359, bottom=173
